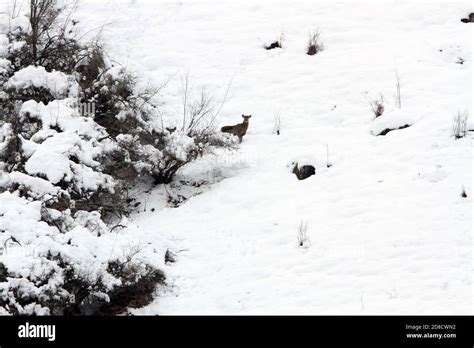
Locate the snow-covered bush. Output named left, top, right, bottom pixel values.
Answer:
left=297, top=220, right=310, bottom=248
left=6, top=0, right=83, bottom=73
left=0, top=0, right=235, bottom=315
left=264, top=33, right=284, bottom=50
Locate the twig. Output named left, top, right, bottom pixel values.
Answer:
left=395, top=65, right=401, bottom=109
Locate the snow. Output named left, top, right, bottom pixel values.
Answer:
left=12, top=99, right=115, bottom=191
left=23, top=128, right=112, bottom=191
left=75, top=0, right=470, bottom=315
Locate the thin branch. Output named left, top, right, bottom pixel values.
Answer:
left=395, top=65, right=401, bottom=109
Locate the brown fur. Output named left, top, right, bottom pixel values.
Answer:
left=221, top=115, right=252, bottom=143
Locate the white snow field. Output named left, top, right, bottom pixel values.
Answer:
left=73, top=0, right=472, bottom=314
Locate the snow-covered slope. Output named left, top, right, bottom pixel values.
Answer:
left=77, top=0, right=472, bottom=314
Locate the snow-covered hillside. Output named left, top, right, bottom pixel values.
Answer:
left=73, top=0, right=473, bottom=315
left=2, top=0, right=472, bottom=315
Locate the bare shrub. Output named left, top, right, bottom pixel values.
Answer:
left=452, top=110, right=468, bottom=139
left=76, top=45, right=107, bottom=93
left=86, top=68, right=236, bottom=186
left=273, top=112, right=281, bottom=135
left=0, top=102, right=25, bottom=173
left=307, top=28, right=323, bottom=56
left=207, top=158, right=224, bottom=183
left=366, top=94, right=385, bottom=118
left=0, top=0, right=171, bottom=315
left=164, top=249, right=177, bottom=264
left=7, top=0, right=23, bottom=20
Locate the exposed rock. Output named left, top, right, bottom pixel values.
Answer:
left=292, top=163, right=316, bottom=181
left=378, top=124, right=411, bottom=136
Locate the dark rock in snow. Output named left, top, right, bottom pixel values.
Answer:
left=378, top=124, right=411, bottom=136
left=460, top=13, right=474, bottom=23
left=265, top=41, right=281, bottom=50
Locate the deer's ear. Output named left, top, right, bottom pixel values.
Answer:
left=242, top=114, right=245, bottom=117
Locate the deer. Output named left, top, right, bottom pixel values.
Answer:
left=221, top=115, right=252, bottom=143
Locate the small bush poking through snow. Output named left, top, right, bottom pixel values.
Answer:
left=0, top=0, right=234, bottom=316
left=452, top=110, right=468, bottom=139
left=273, top=112, right=282, bottom=135
left=297, top=220, right=310, bottom=248
left=306, top=28, right=323, bottom=56
left=264, top=33, right=284, bottom=50
left=366, top=94, right=385, bottom=118
left=461, top=186, right=467, bottom=198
